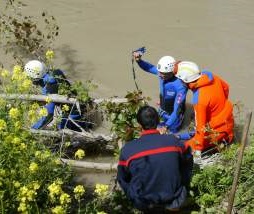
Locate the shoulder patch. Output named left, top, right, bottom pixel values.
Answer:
left=192, top=89, right=199, bottom=104
left=202, top=70, right=213, bottom=81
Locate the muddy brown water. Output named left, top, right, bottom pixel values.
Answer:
left=12, top=0, right=254, bottom=111
left=2, top=0, right=254, bottom=185
left=72, top=158, right=117, bottom=188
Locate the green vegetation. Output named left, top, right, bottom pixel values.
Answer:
left=191, top=142, right=254, bottom=213
left=0, top=65, right=74, bottom=213
left=103, top=90, right=149, bottom=142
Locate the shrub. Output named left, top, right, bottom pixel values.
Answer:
left=191, top=141, right=254, bottom=213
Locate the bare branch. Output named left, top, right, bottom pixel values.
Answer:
left=0, top=93, right=128, bottom=104
left=61, top=158, right=117, bottom=171
left=30, top=128, right=115, bottom=142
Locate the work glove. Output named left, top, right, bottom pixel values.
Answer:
left=176, top=131, right=195, bottom=140
left=193, top=150, right=202, bottom=158
left=132, top=51, right=142, bottom=62
left=157, top=125, right=168, bottom=134
left=193, top=150, right=202, bottom=164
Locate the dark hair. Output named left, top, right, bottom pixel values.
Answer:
left=137, top=105, right=159, bottom=130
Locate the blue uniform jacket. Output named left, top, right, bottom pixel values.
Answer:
left=117, top=129, right=193, bottom=210
left=137, top=60, right=187, bottom=133
left=32, top=70, right=83, bottom=130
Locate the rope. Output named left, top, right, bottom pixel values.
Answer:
left=131, top=46, right=146, bottom=91
left=131, top=57, right=140, bottom=91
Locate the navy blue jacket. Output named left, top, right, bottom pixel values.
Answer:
left=117, top=129, right=193, bottom=210
left=137, top=60, right=187, bottom=133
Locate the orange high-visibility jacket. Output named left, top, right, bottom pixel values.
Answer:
left=186, top=71, right=234, bottom=151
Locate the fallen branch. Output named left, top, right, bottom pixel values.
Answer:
left=30, top=129, right=115, bottom=142
left=61, top=158, right=117, bottom=171
left=0, top=93, right=128, bottom=104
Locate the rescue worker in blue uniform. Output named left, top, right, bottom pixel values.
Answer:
left=24, top=60, right=90, bottom=131
left=132, top=53, right=187, bottom=133
left=117, top=105, right=193, bottom=213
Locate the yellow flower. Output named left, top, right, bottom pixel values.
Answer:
left=27, top=189, right=37, bottom=201
left=12, top=65, right=24, bottom=81
left=20, top=143, right=27, bottom=150
left=21, top=79, right=32, bottom=91
left=18, top=202, right=27, bottom=212
left=28, top=109, right=38, bottom=123
left=18, top=183, right=39, bottom=204
left=0, top=119, right=7, bottom=131
left=29, top=162, right=39, bottom=172
left=14, top=121, right=22, bottom=129
left=54, top=159, right=61, bottom=165
left=35, top=151, right=41, bottom=158
left=94, top=184, right=109, bottom=197
left=74, top=185, right=85, bottom=195
left=13, top=65, right=22, bottom=74
left=9, top=108, right=20, bottom=119
left=46, top=50, right=55, bottom=60
left=65, top=141, right=71, bottom=147
left=60, top=193, right=71, bottom=205
left=13, top=137, right=21, bottom=145
left=97, top=212, right=107, bottom=214
left=48, top=182, right=62, bottom=199
left=52, top=206, right=65, bottom=214
left=14, top=181, right=21, bottom=188
left=73, top=185, right=85, bottom=199
left=62, top=104, right=70, bottom=112
left=31, top=103, right=40, bottom=110
left=20, top=186, right=29, bottom=195
left=45, top=96, right=52, bottom=103
left=1, top=69, right=9, bottom=78
left=41, top=150, right=51, bottom=159
left=33, top=181, right=40, bottom=190
left=21, top=197, right=26, bottom=203
left=74, top=149, right=85, bottom=159
left=39, top=107, right=48, bottom=117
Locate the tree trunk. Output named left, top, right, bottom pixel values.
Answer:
left=0, top=93, right=128, bottom=104
left=61, top=158, right=117, bottom=171
left=30, top=128, right=115, bottom=142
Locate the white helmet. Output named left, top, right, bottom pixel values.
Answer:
left=24, top=60, right=47, bottom=79
left=175, top=61, right=201, bottom=83
left=157, top=56, right=176, bottom=73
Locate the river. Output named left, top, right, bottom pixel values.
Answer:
left=16, top=0, right=254, bottom=113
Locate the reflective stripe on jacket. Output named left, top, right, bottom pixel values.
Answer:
left=117, top=129, right=192, bottom=210
left=137, top=60, right=187, bottom=132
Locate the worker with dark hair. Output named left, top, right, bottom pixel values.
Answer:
left=117, top=105, right=193, bottom=213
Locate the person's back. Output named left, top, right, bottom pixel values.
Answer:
left=118, top=132, right=188, bottom=210
left=191, top=72, right=228, bottom=119
left=41, top=69, right=71, bottom=95
left=117, top=106, right=192, bottom=212
left=175, top=62, right=234, bottom=152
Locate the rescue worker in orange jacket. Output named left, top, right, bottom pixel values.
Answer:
left=175, top=61, right=234, bottom=154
